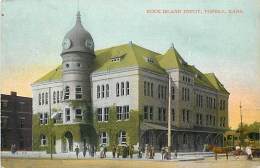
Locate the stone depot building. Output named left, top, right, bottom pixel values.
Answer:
left=32, top=12, right=229, bottom=153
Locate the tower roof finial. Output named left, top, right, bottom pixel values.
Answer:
left=76, top=11, right=81, bottom=24
left=171, top=42, right=174, bottom=49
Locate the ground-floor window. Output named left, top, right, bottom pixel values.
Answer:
left=100, top=132, right=109, bottom=145
left=118, top=131, right=127, bottom=144
left=40, top=134, right=47, bottom=146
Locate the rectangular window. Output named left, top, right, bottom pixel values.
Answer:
left=75, top=109, right=82, bottom=121
left=39, top=93, right=41, bottom=105
left=147, top=82, right=150, bottom=96
left=162, top=108, right=166, bottom=121
left=200, top=114, right=202, bottom=125
left=182, top=88, right=184, bottom=101
left=42, top=93, right=44, bottom=105
left=57, top=91, right=60, bottom=103
left=187, top=88, right=190, bottom=101
left=126, top=82, right=129, bottom=95
left=144, top=81, right=147, bottom=96
left=158, top=85, right=160, bottom=98
left=123, top=105, right=130, bottom=120
left=44, top=112, right=48, bottom=124
left=151, top=83, right=153, bottom=97
left=171, top=87, right=175, bottom=100
left=104, top=107, right=109, bottom=121
left=101, top=85, right=105, bottom=98
left=161, top=86, right=164, bottom=99
left=76, top=86, right=82, bottom=99
left=182, top=109, right=185, bottom=122
left=172, top=108, right=175, bottom=121
left=106, top=84, right=109, bottom=97
left=97, top=108, right=102, bottom=121
left=64, top=86, right=70, bottom=100
left=117, top=106, right=122, bottom=120
left=186, top=110, right=189, bottom=122
left=144, top=106, right=148, bottom=120
left=65, top=108, right=70, bottom=122
left=45, top=93, right=48, bottom=105
left=53, top=91, right=56, bottom=104
left=121, top=82, right=124, bottom=96
left=164, top=86, right=167, bottom=99
left=97, top=85, right=100, bottom=98
left=149, top=106, right=153, bottom=120
left=20, top=118, right=25, bottom=128
left=116, top=83, right=119, bottom=97
left=158, top=108, right=162, bottom=121
left=196, top=114, right=199, bottom=125
left=206, top=115, right=209, bottom=125
left=40, top=113, right=43, bottom=125
left=60, top=91, right=63, bottom=101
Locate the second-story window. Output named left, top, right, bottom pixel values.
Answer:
left=65, top=108, right=70, bottom=122
left=57, top=91, right=60, bottom=103
left=64, top=86, right=70, bottom=100
left=151, top=83, right=153, bottom=97
left=172, top=108, right=175, bottom=121
left=121, top=82, right=124, bottom=96
left=101, top=85, right=105, bottom=98
left=144, top=81, right=147, bottom=96
left=144, top=106, right=148, bottom=120
left=97, top=85, right=100, bottom=98
left=158, top=85, right=160, bottom=98
left=45, top=92, right=48, bottom=105
left=39, top=93, right=41, bottom=105
left=171, top=87, right=175, bottom=100
left=106, top=84, right=109, bottom=97
left=42, top=93, right=44, bottom=105
left=53, top=91, right=56, bottom=104
left=75, top=86, right=82, bottom=99
left=126, top=82, right=129, bottom=95
left=116, top=83, right=119, bottom=97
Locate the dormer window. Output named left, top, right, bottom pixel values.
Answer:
left=145, top=57, right=154, bottom=63
left=111, top=57, right=121, bottom=62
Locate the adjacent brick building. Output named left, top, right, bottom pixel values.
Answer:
left=1, top=92, right=32, bottom=151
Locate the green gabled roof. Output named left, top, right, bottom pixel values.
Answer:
left=204, top=73, right=229, bottom=94
left=94, top=43, right=166, bottom=74
left=33, top=65, right=62, bottom=84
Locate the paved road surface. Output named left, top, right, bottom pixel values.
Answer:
left=1, top=156, right=260, bottom=168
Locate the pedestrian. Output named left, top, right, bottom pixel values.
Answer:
left=235, top=145, right=240, bottom=160
left=151, top=145, right=155, bottom=159
left=246, top=146, right=253, bottom=160
left=75, top=145, right=80, bottom=159
left=83, top=145, right=87, bottom=158
left=112, top=145, right=116, bottom=158
left=138, top=146, right=142, bottom=158
left=104, top=145, right=107, bottom=158
left=161, top=147, right=165, bottom=160
left=116, top=145, right=120, bottom=158
left=149, top=145, right=153, bottom=159
left=174, top=150, right=178, bottom=159
left=145, top=144, right=149, bottom=159
left=129, top=144, right=134, bottom=159
left=11, top=144, right=14, bottom=154
left=100, top=145, right=104, bottom=158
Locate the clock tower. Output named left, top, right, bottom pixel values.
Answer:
left=60, top=11, right=95, bottom=123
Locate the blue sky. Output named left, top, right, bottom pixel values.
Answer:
left=1, top=0, right=260, bottom=127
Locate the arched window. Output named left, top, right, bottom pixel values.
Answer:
left=116, top=83, right=119, bottom=97
left=45, top=92, right=48, bottom=104
left=40, top=134, right=47, bottom=146
left=41, top=93, right=44, bottom=105
left=126, top=82, right=129, bottom=95
left=99, top=132, right=109, bottom=145
left=53, top=91, right=56, bottom=104
left=97, top=85, right=100, bottom=98
left=64, top=86, right=70, bottom=100
left=57, top=91, right=60, bottom=103
left=121, top=82, right=124, bottom=96
left=106, top=84, right=109, bottom=97
left=75, top=86, right=82, bottom=99
left=118, top=131, right=127, bottom=145
left=101, top=85, right=105, bottom=98
left=39, top=93, right=41, bottom=105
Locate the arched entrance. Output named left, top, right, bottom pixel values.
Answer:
left=63, top=131, right=73, bottom=152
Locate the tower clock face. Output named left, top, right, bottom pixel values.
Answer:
left=85, top=40, right=94, bottom=49
left=62, top=38, right=71, bottom=49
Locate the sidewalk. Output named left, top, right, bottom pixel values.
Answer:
left=1, top=151, right=209, bottom=161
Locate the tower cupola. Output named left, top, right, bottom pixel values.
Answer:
left=61, top=11, right=94, bottom=55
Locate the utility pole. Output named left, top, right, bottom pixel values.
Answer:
left=167, top=74, right=172, bottom=158
left=239, top=101, right=243, bottom=147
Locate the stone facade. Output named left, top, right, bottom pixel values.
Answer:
left=31, top=12, right=229, bottom=153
